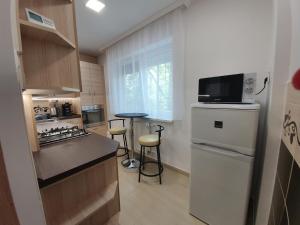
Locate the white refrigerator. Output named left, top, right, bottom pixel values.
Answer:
left=189, top=103, right=260, bottom=225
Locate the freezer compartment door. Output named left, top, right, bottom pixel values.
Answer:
left=191, top=106, right=259, bottom=156
left=189, top=144, right=254, bottom=225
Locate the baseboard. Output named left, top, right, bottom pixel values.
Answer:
left=163, top=163, right=189, bottom=177
left=127, top=149, right=189, bottom=177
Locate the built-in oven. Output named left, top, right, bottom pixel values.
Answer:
left=81, top=105, right=105, bottom=128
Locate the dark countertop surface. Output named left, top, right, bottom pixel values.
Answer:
left=57, top=114, right=81, bottom=120
left=33, top=133, right=119, bottom=188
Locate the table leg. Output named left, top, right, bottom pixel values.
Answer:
left=130, top=118, right=134, bottom=158
left=121, top=117, right=139, bottom=170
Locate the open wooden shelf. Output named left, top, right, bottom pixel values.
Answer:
left=19, top=19, right=75, bottom=48
left=60, top=181, right=118, bottom=225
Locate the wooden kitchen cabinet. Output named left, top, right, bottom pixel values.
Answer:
left=80, top=61, right=106, bottom=106
left=37, top=146, right=120, bottom=225
left=21, top=38, right=81, bottom=90
left=16, top=0, right=82, bottom=152
left=17, top=0, right=82, bottom=91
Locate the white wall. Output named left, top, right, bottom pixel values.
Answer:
left=0, top=1, right=47, bottom=225
left=107, top=0, right=273, bottom=172
left=101, top=0, right=275, bottom=221
left=101, top=0, right=274, bottom=172
left=256, top=0, right=300, bottom=224
left=180, top=0, right=273, bottom=172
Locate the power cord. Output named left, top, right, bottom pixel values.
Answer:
left=255, top=77, right=268, bottom=95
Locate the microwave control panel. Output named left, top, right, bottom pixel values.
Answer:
left=242, top=73, right=256, bottom=103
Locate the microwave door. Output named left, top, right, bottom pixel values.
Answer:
left=198, top=77, right=221, bottom=102
left=223, top=74, right=244, bottom=102
left=198, top=74, right=244, bottom=103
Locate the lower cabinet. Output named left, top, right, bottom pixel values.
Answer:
left=40, top=157, right=120, bottom=225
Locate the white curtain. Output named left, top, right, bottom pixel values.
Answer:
left=106, top=8, right=185, bottom=121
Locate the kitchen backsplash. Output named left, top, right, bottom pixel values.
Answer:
left=268, top=84, right=300, bottom=225
left=32, top=98, right=81, bottom=116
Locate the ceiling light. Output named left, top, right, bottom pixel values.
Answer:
left=85, top=0, right=106, bottom=13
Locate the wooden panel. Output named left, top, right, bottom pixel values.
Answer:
left=80, top=63, right=107, bottom=116
left=91, top=65, right=106, bottom=96
left=19, top=19, right=75, bottom=48
left=93, top=95, right=106, bottom=105
left=0, top=144, right=20, bottom=225
left=80, top=93, right=94, bottom=106
left=18, top=0, right=76, bottom=43
left=80, top=53, right=98, bottom=64
left=23, top=95, right=39, bottom=152
left=72, top=0, right=82, bottom=92
left=80, top=66, right=91, bottom=94
left=41, top=157, right=120, bottom=225
left=18, top=0, right=81, bottom=91
left=104, top=213, right=120, bottom=225
left=22, top=38, right=80, bottom=90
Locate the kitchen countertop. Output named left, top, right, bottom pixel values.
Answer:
left=33, top=133, right=119, bottom=188
left=57, top=114, right=81, bottom=120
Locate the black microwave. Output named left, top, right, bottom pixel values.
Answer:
left=198, top=73, right=256, bottom=103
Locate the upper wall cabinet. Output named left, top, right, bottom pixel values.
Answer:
left=17, top=0, right=82, bottom=92
left=80, top=61, right=106, bottom=106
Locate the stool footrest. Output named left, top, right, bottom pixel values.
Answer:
left=140, top=161, right=163, bottom=177
left=117, top=147, right=129, bottom=158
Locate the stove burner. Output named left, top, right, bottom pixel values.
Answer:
left=38, top=126, right=90, bottom=146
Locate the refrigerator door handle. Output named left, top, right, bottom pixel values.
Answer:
left=192, top=144, right=252, bottom=161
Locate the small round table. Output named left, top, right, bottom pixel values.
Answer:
left=115, top=113, right=148, bottom=170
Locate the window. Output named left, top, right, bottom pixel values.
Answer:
left=106, top=9, right=184, bottom=121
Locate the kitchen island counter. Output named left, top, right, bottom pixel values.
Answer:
left=33, top=133, right=119, bottom=188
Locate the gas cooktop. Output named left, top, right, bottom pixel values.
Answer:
left=38, top=126, right=90, bottom=146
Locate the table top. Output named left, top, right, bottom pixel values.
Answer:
left=33, top=134, right=119, bottom=188
left=115, top=113, right=148, bottom=118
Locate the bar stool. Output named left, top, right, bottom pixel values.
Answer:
left=138, top=125, right=164, bottom=184
left=108, top=119, right=129, bottom=159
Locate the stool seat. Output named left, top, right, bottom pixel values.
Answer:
left=109, top=127, right=127, bottom=135
left=139, top=134, right=159, bottom=147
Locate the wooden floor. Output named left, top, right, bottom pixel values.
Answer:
left=117, top=159, right=206, bottom=225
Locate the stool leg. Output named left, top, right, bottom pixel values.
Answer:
left=138, top=145, right=143, bottom=182
left=111, top=134, right=114, bottom=140
left=157, top=145, right=162, bottom=184
left=123, top=134, right=129, bottom=159
left=142, top=147, right=146, bottom=170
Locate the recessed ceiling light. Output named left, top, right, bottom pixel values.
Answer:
left=85, top=0, right=106, bottom=13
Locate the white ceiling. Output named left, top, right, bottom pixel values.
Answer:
left=75, top=0, right=180, bottom=55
